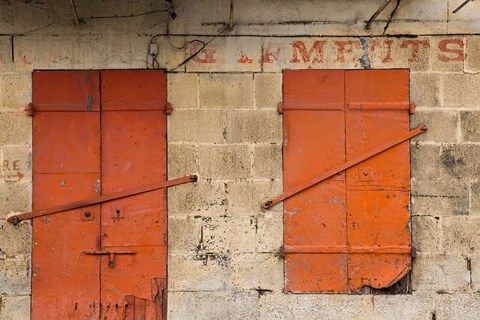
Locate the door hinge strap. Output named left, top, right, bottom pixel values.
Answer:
left=8, top=175, right=197, bottom=224
left=261, top=126, right=427, bottom=209
left=283, top=245, right=411, bottom=254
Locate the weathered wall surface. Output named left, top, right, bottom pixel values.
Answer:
left=2, top=0, right=480, bottom=319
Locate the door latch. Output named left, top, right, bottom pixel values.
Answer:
left=82, top=251, right=136, bottom=268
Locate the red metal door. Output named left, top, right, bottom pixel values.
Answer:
left=32, top=70, right=167, bottom=319
left=282, top=69, right=412, bottom=293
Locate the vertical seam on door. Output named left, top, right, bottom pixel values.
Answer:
left=98, top=70, right=103, bottom=319
left=344, top=70, right=349, bottom=292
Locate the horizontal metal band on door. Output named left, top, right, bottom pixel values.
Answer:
left=284, top=245, right=411, bottom=254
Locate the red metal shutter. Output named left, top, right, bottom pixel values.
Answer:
left=283, top=69, right=412, bottom=293
left=32, top=70, right=168, bottom=319
left=32, top=70, right=102, bottom=318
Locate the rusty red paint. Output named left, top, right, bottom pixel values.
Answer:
left=370, top=39, right=394, bottom=63
left=190, top=43, right=217, bottom=63
left=290, top=41, right=326, bottom=63
left=262, top=48, right=281, bottom=63
left=281, top=69, right=418, bottom=293
left=238, top=51, right=253, bottom=63
left=32, top=70, right=169, bottom=319
left=438, top=39, right=466, bottom=62
left=400, top=40, right=431, bottom=62
left=335, top=40, right=361, bottom=63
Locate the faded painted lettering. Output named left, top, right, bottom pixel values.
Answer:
left=290, top=41, right=326, bottom=63
left=438, top=39, right=466, bottom=62
left=400, top=40, right=430, bottom=62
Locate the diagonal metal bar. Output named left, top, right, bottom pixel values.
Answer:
left=261, top=126, right=427, bottom=210
left=366, top=0, right=394, bottom=30
left=68, top=0, right=81, bottom=28
left=8, top=175, right=197, bottom=224
left=453, top=0, right=472, bottom=13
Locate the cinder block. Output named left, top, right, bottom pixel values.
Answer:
left=167, top=109, right=225, bottom=143
left=198, top=145, right=250, bottom=180
left=410, top=73, right=440, bottom=107
left=430, top=37, right=465, bottom=72
left=0, top=73, right=31, bottom=111
left=0, top=296, right=31, bottom=320
left=411, top=111, right=457, bottom=142
left=0, top=254, right=30, bottom=295
left=466, top=36, right=480, bottom=72
left=185, top=37, right=262, bottom=73
left=412, top=176, right=468, bottom=199
left=0, top=182, right=32, bottom=218
left=226, top=180, right=282, bottom=215
left=460, top=111, right=480, bottom=142
left=167, top=180, right=226, bottom=217
left=254, top=73, right=282, bottom=109
left=411, top=144, right=449, bottom=182
left=256, top=210, right=283, bottom=253
left=230, top=253, right=283, bottom=291
left=258, top=293, right=373, bottom=320
left=183, top=215, right=258, bottom=254
left=2, top=145, right=32, bottom=183
left=168, top=73, right=198, bottom=109
left=0, top=112, right=31, bottom=145
left=168, top=254, right=229, bottom=291
left=13, top=34, right=158, bottom=70
left=388, top=2, right=447, bottom=34
left=199, top=74, right=253, bottom=109
left=168, top=291, right=259, bottom=320
left=167, top=144, right=196, bottom=179
left=470, top=182, right=480, bottom=216
left=412, top=254, right=470, bottom=292
left=443, top=74, right=480, bottom=107
left=412, top=194, right=468, bottom=217
left=412, top=215, right=442, bottom=254
left=370, top=37, right=431, bottom=71
left=435, top=293, right=480, bottom=320
left=252, top=144, right=282, bottom=179
left=439, top=144, right=480, bottom=179
left=411, top=177, right=469, bottom=218
left=0, top=36, right=13, bottom=67
left=168, top=216, right=201, bottom=253
left=226, top=110, right=282, bottom=143
left=448, top=2, right=480, bottom=34
left=370, top=293, right=435, bottom=320
left=155, top=36, right=188, bottom=70
left=262, top=37, right=366, bottom=72
left=193, top=215, right=231, bottom=254
left=443, top=216, right=480, bottom=254
left=0, top=220, right=31, bottom=257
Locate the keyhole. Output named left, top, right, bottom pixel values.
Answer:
left=116, top=209, right=120, bottom=217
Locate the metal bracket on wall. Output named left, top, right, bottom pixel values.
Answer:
left=261, top=126, right=428, bottom=209
left=7, top=175, right=197, bottom=224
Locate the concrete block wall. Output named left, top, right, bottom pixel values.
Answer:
left=2, top=0, right=480, bottom=319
